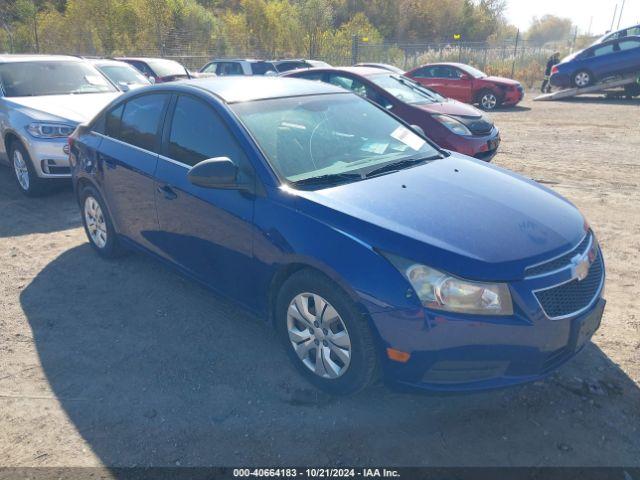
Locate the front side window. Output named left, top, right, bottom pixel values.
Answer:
left=144, top=59, right=187, bottom=78
left=618, top=39, right=640, bottom=51
left=168, top=95, right=248, bottom=169
left=231, top=93, right=441, bottom=186
left=275, top=61, right=308, bottom=72
left=119, top=94, right=169, bottom=152
left=0, top=61, right=116, bottom=97
left=369, top=74, right=444, bottom=105
left=98, top=65, right=150, bottom=86
left=461, top=65, right=488, bottom=78
left=329, top=74, right=370, bottom=97
left=411, top=67, right=432, bottom=78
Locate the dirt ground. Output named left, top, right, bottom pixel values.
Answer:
left=0, top=95, right=639, bottom=468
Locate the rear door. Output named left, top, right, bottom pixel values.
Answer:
left=153, top=94, right=257, bottom=304
left=615, top=39, right=640, bottom=73
left=97, top=93, right=169, bottom=248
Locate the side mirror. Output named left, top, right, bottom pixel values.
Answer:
left=148, top=76, right=156, bottom=84
left=187, top=157, right=239, bottom=189
left=411, top=125, right=426, bottom=137
left=459, top=73, right=471, bottom=80
left=118, top=82, right=130, bottom=92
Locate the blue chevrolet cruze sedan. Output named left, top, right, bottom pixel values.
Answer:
left=69, top=77, right=605, bottom=395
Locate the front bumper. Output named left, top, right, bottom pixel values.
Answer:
left=22, top=135, right=72, bottom=178
left=502, top=87, right=524, bottom=106
left=367, top=243, right=606, bottom=392
left=440, top=128, right=501, bottom=162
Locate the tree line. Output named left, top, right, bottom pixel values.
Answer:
left=0, top=0, right=577, bottom=60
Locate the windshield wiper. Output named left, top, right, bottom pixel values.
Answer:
left=292, top=172, right=363, bottom=187
left=364, top=155, right=440, bottom=178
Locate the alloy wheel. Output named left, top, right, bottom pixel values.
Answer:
left=84, top=196, right=108, bottom=249
left=13, top=149, right=30, bottom=191
left=287, top=293, right=352, bottom=379
left=481, top=92, right=497, bottom=110
left=575, top=72, right=590, bottom=87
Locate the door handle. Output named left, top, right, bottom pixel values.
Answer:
left=157, top=185, right=177, bottom=200
left=99, top=154, right=116, bottom=169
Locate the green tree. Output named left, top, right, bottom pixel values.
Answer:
left=526, top=14, right=573, bottom=46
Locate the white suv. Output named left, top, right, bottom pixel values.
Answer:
left=0, top=55, right=121, bottom=195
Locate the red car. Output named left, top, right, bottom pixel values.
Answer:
left=405, top=62, right=524, bottom=111
left=285, top=67, right=500, bottom=161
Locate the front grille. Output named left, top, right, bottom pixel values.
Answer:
left=456, top=115, right=494, bottom=135
left=535, top=250, right=603, bottom=319
left=526, top=232, right=592, bottom=277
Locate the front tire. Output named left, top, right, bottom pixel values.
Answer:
left=10, top=141, right=46, bottom=196
left=572, top=70, right=592, bottom=88
left=478, top=89, right=499, bottom=110
left=276, top=270, right=378, bottom=395
left=80, top=185, right=124, bottom=258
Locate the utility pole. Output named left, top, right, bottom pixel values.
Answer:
left=511, top=29, right=519, bottom=78
left=610, top=4, right=618, bottom=32
left=617, top=0, right=626, bottom=29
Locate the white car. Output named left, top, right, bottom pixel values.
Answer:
left=85, top=58, right=151, bottom=91
left=0, top=55, right=121, bottom=195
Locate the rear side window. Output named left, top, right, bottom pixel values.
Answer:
left=105, top=104, right=124, bottom=137
left=275, top=61, right=308, bottom=72
left=119, top=94, right=169, bottom=152
left=168, top=95, right=249, bottom=169
left=251, top=62, right=276, bottom=75
left=293, top=71, right=325, bottom=81
left=216, top=62, right=244, bottom=76
left=593, top=44, right=616, bottom=56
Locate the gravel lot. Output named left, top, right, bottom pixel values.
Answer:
left=1, top=96, right=639, bottom=468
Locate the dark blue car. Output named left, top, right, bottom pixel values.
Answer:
left=551, top=36, right=640, bottom=88
left=69, top=77, right=606, bottom=395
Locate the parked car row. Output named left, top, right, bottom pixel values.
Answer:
left=0, top=54, right=606, bottom=396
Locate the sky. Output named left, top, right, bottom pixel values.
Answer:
left=505, top=0, right=640, bottom=35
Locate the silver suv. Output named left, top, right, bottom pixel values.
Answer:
left=0, top=55, right=121, bottom=195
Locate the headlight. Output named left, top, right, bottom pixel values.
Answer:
left=27, top=122, right=75, bottom=139
left=432, top=114, right=472, bottom=136
left=384, top=253, right=513, bottom=315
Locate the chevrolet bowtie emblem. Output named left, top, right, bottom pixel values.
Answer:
left=571, top=252, right=591, bottom=282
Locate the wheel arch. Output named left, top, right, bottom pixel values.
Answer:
left=4, top=130, right=25, bottom=157
left=267, top=261, right=373, bottom=330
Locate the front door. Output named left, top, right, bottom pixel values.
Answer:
left=98, top=93, right=170, bottom=248
left=153, top=94, right=257, bottom=306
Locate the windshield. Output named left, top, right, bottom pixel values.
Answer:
left=145, top=59, right=187, bottom=77
left=0, top=61, right=116, bottom=97
left=462, top=65, right=488, bottom=78
left=369, top=74, right=445, bottom=104
left=98, top=65, right=150, bottom=86
left=231, top=93, right=441, bottom=186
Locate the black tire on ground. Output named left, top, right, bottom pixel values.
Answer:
left=275, top=269, right=379, bottom=395
left=79, top=185, right=125, bottom=258
left=572, top=70, right=593, bottom=88
left=477, top=89, right=500, bottom=111
left=624, top=83, right=640, bottom=99
left=9, top=141, right=47, bottom=197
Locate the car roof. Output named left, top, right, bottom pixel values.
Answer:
left=0, top=54, right=84, bottom=63
left=86, top=58, right=134, bottom=67
left=287, top=66, right=389, bottom=77
left=416, top=62, right=469, bottom=69
left=116, top=57, right=182, bottom=63
left=206, top=59, right=268, bottom=63
left=173, top=76, right=347, bottom=103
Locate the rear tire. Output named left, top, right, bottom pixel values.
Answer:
left=572, top=70, right=593, bottom=88
left=477, top=89, right=500, bottom=110
left=79, top=185, right=125, bottom=258
left=9, top=141, right=46, bottom=197
left=275, top=269, right=378, bottom=395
